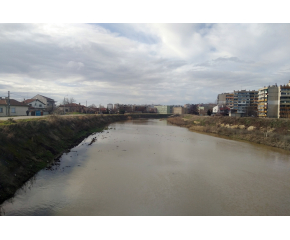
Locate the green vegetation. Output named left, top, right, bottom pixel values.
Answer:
left=68, top=112, right=83, bottom=115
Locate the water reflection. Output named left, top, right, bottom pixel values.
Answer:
left=1, top=119, right=290, bottom=216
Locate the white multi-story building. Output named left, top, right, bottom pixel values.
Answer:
left=107, top=103, right=113, bottom=110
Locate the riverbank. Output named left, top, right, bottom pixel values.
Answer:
left=0, top=114, right=170, bottom=205
left=167, top=115, right=290, bottom=151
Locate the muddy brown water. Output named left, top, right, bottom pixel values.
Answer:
left=1, top=119, right=290, bottom=216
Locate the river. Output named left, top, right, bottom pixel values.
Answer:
left=1, top=118, right=290, bottom=216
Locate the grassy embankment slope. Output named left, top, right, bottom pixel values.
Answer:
left=168, top=114, right=290, bottom=150
left=0, top=114, right=170, bottom=205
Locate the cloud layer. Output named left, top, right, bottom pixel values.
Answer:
left=0, top=23, right=290, bottom=105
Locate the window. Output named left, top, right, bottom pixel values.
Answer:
left=0, top=108, right=3, bottom=113
left=11, top=108, right=16, bottom=113
left=39, top=104, right=42, bottom=107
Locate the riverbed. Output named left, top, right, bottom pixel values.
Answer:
left=1, top=119, right=290, bottom=216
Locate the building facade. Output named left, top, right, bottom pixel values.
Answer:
left=279, top=82, right=290, bottom=118
left=154, top=105, right=172, bottom=114
left=0, top=98, right=29, bottom=116
left=225, top=93, right=234, bottom=109
left=258, top=85, right=279, bottom=118
left=217, top=93, right=234, bottom=109
left=233, top=90, right=258, bottom=115
left=107, top=103, right=113, bottom=110
left=23, top=99, right=46, bottom=109
left=32, top=94, right=56, bottom=113
left=173, top=107, right=186, bottom=115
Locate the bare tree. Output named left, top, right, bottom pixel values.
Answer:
left=187, top=104, right=199, bottom=115
left=88, top=104, right=96, bottom=108
left=62, top=97, right=77, bottom=112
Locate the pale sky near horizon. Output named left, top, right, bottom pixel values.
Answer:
left=1, top=23, right=290, bottom=106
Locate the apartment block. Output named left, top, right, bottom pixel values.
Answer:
left=258, top=85, right=279, bottom=118
left=233, top=90, right=258, bottom=115
left=225, top=93, right=234, bottom=109
left=217, top=93, right=234, bottom=109
left=173, top=107, right=186, bottom=115
left=257, top=81, right=290, bottom=118
left=217, top=93, right=227, bottom=105
left=107, top=103, right=113, bottom=110
left=279, top=82, right=290, bottom=118
left=154, top=105, right=172, bottom=114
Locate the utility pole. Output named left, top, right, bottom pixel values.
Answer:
left=86, top=101, right=87, bottom=114
left=63, top=97, right=65, bottom=115
left=8, top=91, right=10, bottom=117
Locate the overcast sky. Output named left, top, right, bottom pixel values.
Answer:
left=1, top=23, right=290, bottom=106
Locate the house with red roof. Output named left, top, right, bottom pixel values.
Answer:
left=58, top=103, right=86, bottom=113
left=22, top=99, right=47, bottom=116
left=0, top=98, right=29, bottom=117
left=32, top=94, right=56, bottom=113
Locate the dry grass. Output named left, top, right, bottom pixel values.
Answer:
left=168, top=115, right=290, bottom=151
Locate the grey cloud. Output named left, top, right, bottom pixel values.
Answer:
left=1, top=23, right=290, bottom=105
left=195, top=56, right=254, bottom=67
left=213, top=57, right=253, bottom=64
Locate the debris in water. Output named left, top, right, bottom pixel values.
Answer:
left=88, top=137, right=97, bottom=145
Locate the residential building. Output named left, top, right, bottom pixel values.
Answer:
left=257, top=87, right=268, bottom=118
left=23, top=98, right=47, bottom=116
left=217, top=93, right=227, bottom=105
left=212, top=105, right=219, bottom=114
left=58, top=103, right=85, bottom=113
left=233, top=90, right=258, bottom=116
left=258, top=85, right=279, bottom=118
left=212, top=105, right=230, bottom=116
left=217, top=93, right=234, bottom=109
left=0, top=98, right=29, bottom=116
left=32, top=94, right=56, bottom=113
left=107, top=103, right=113, bottom=110
left=118, top=104, right=133, bottom=113
left=133, top=106, right=147, bottom=113
left=154, top=105, right=172, bottom=114
left=146, top=107, right=157, bottom=113
left=173, top=107, right=186, bottom=115
left=23, top=99, right=46, bottom=109
left=279, top=81, right=290, bottom=118
left=225, top=93, right=234, bottom=109
left=114, top=103, right=119, bottom=110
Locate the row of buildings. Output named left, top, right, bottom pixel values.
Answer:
left=0, top=93, right=216, bottom=117
left=216, top=80, right=290, bottom=118
left=0, top=94, right=57, bottom=117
